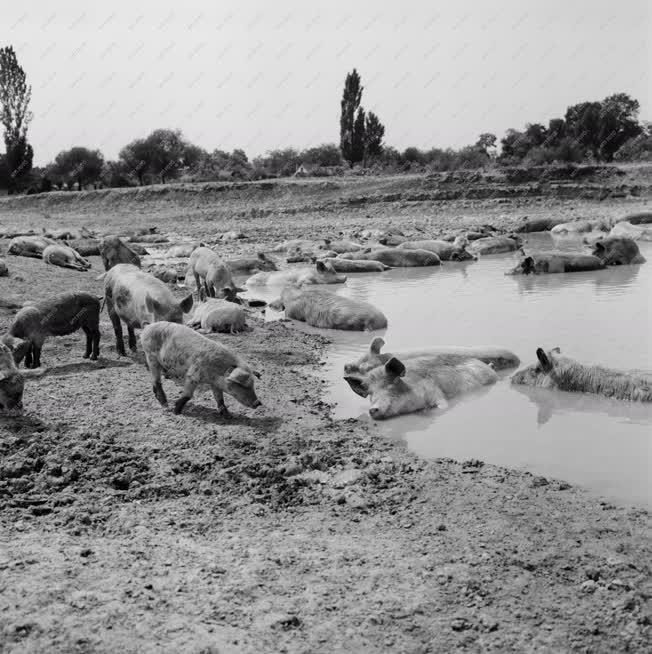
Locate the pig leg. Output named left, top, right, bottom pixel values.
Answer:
left=82, top=326, right=93, bottom=358
left=127, top=326, right=137, bottom=352
left=146, top=357, right=168, bottom=406
left=105, top=296, right=126, bottom=356
left=193, top=272, right=203, bottom=300
left=174, top=378, right=199, bottom=415
left=24, top=344, right=34, bottom=368
left=31, top=341, right=43, bottom=368
left=91, top=328, right=100, bottom=360
left=212, top=388, right=230, bottom=417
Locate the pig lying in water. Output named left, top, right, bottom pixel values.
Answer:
left=226, top=253, right=278, bottom=275
left=551, top=219, right=611, bottom=235
left=591, top=236, right=646, bottom=265
left=511, top=348, right=652, bottom=402
left=397, top=237, right=476, bottom=261
left=0, top=343, right=46, bottom=414
left=319, top=258, right=391, bottom=273
left=337, top=248, right=441, bottom=267
left=608, top=221, right=652, bottom=242
left=140, top=322, right=261, bottom=415
left=514, top=217, right=565, bottom=233
left=2, top=292, right=101, bottom=367
left=187, top=299, right=248, bottom=334
left=43, top=244, right=92, bottom=271
left=246, top=260, right=346, bottom=286
left=321, top=238, right=364, bottom=254
left=269, top=287, right=387, bottom=331
left=344, top=354, right=498, bottom=419
left=506, top=251, right=605, bottom=275
left=344, top=337, right=520, bottom=375
left=467, top=235, right=523, bottom=256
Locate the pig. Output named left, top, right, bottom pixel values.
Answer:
left=8, top=235, right=58, bottom=258
left=221, top=230, right=245, bottom=241
left=43, top=227, right=91, bottom=240
left=164, top=242, right=203, bottom=258
left=99, top=235, right=141, bottom=271
left=128, top=243, right=149, bottom=256
left=226, top=253, right=278, bottom=275
left=591, top=237, right=646, bottom=265
left=187, top=299, right=248, bottom=334
left=344, top=354, right=498, bottom=419
left=272, top=239, right=316, bottom=252
left=146, top=263, right=183, bottom=284
left=140, top=321, right=261, bottom=415
left=104, top=264, right=193, bottom=356
left=2, top=292, right=101, bottom=367
left=550, top=219, right=610, bottom=235
left=0, top=259, right=7, bottom=276
left=286, top=248, right=338, bottom=263
left=320, top=238, right=364, bottom=254
left=188, top=247, right=241, bottom=299
left=42, top=244, right=91, bottom=271
left=506, top=251, right=606, bottom=275
left=337, top=248, right=441, bottom=267
left=378, top=233, right=408, bottom=246
left=511, top=347, right=652, bottom=402
left=608, top=221, right=652, bottom=242
left=615, top=212, right=652, bottom=225
left=319, top=258, right=391, bottom=273
left=514, top=216, right=565, bottom=233
left=344, top=337, right=520, bottom=376
left=128, top=234, right=169, bottom=244
left=0, top=343, right=46, bottom=415
left=269, top=287, right=387, bottom=331
left=246, top=260, right=346, bottom=286
left=68, top=238, right=101, bottom=256
left=397, top=237, right=476, bottom=261
left=467, top=235, right=523, bottom=256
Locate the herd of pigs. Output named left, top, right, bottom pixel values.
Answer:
left=0, top=209, right=651, bottom=420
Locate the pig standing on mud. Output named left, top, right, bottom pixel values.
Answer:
left=246, top=260, right=346, bottom=286
left=2, top=292, right=101, bottom=367
left=591, top=237, right=646, bottom=265
left=269, top=287, right=387, bottom=331
left=99, top=235, right=141, bottom=271
left=506, top=251, right=605, bottom=275
left=188, top=247, right=241, bottom=299
left=344, top=337, right=520, bottom=376
left=511, top=348, right=652, bottom=402
left=0, top=342, right=46, bottom=414
left=140, top=322, right=261, bottom=415
left=344, top=353, right=498, bottom=419
left=42, top=244, right=92, bottom=271
left=104, top=264, right=193, bottom=356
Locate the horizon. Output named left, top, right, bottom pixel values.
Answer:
left=4, top=0, right=651, bottom=166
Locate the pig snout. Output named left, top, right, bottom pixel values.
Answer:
left=369, top=405, right=385, bottom=420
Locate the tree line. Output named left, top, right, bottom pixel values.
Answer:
left=0, top=48, right=650, bottom=195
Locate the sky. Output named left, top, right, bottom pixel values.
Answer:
left=4, top=0, right=651, bottom=165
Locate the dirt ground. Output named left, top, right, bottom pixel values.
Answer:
left=0, top=178, right=650, bottom=653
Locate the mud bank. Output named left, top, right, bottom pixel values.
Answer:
left=0, top=195, right=651, bottom=652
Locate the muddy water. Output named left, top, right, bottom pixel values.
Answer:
left=248, top=235, right=652, bottom=507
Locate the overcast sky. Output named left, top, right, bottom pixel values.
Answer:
left=5, top=0, right=651, bottom=165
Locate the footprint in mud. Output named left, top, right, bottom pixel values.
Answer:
left=45, top=358, right=134, bottom=377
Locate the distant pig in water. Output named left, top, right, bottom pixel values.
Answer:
left=43, top=244, right=92, bottom=271
left=397, top=237, right=476, bottom=261
left=226, top=253, right=278, bottom=275
left=467, top=235, right=523, bottom=256
left=269, top=286, right=387, bottom=331
left=344, top=354, right=498, bottom=419
left=246, top=260, right=346, bottom=286
left=104, top=264, right=193, bottom=356
left=319, top=258, right=391, bottom=273
left=511, top=348, right=652, bottom=402
left=337, top=248, right=441, bottom=267
left=0, top=343, right=46, bottom=414
left=506, top=251, right=605, bottom=275
left=344, top=337, right=520, bottom=376
left=140, top=321, right=261, bottom=415
left=2, top=292, right=101, bottom=367
left=591, top=237, right=646, bottom=265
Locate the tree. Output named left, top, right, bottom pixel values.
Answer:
left=564, top=101, right=602, bottom=158
left=301, top=144, right=342, bottom=167
left=364, top=111, right=385, bottom=160
left=351, top=107, right=366, bottom=165
left=145, top=128, right=185, bottom=183
left=52, top=147, right=104, bottom=189
left=545, top=118, right=565, bottom=147
left=475, top=133, right=496, bottom=155
left=119, top=138, right=150, bottom=185
left=0, top=46, right=33, bottom=192
left=525, top=123, right=547, bottom=148
left=339, top=69, right=363, bottom=166
left=597, top=93, right=642, bottom=161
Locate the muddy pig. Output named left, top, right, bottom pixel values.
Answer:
left=2, top=292, right=101, bottom=367
left=226, top=253, right=278, bottom=275
left=99, top=235, right=141, bottom=271
left=319, top=258, right=391, bottom=273
left=188, top=247, right=241, bottom=299
left=140, top=321, right=261, bottom=415
left=506, top=251, right=606, bottom=275
left=43, top=244, right=91, bottom=271
left=0, top=342, right=46, bottom=414
left=246, top=260, right=347, bottom=286
left=591, top=237, right=646, bottom=265
left=511, top=347, right=652, bottom=402
left=187, top=299, right=248, bottom=334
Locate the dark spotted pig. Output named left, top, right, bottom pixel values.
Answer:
left=99, top=235, right=141, bottom=271
left=1, top=292, right=101, bottom=367
left=506, top=251, right=605, bottom=275
left=140, top=321, right=261, bottom=415
left=511, top=348, right=652, bottom=402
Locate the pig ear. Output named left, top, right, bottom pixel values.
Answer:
left=257, top=252, right=266, bottom=260
left=268, top=298, right=285, bottom=311
left=385, top=357, right=406, bottom=378
left=370, top=337, right=385, bottom=354
left=551, top=346, right=561, bottom=355
left=228, top=367, right=254, bottom=387
left=145, top=295, right=160, bottom=316
left=593, top=241, right=605, bottom=253
left=315, top=260, right=327, bottom=272
left=536, top=348, right=552, bottom=371
left=179, top=294, right=194, bottom=314
left=252, top=370, right=262, bottom=379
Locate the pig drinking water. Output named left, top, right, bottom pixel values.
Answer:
left=269, top=287, right=387, bottom=331
left=344, top=354, right=498, bottom=419
left=511, top=347, right=652, bottom=402
left=246, top=260, right=346, bottom=286
left=140, top=321, right=261, bottom=415
left=0, top=342, right=46, bottom=414
left=188, top=247, right=241, bottom=299
left=104, top=264, right=193, bottom=356
left=2, top=292, right=101, bottom=367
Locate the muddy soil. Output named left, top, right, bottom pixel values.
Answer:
left=0, top=181, right=650, bottom=653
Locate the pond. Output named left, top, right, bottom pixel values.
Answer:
left=246, top=234, right=652, bottom=507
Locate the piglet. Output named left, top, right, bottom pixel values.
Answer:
left=140, top=322, right=262, bottom=415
